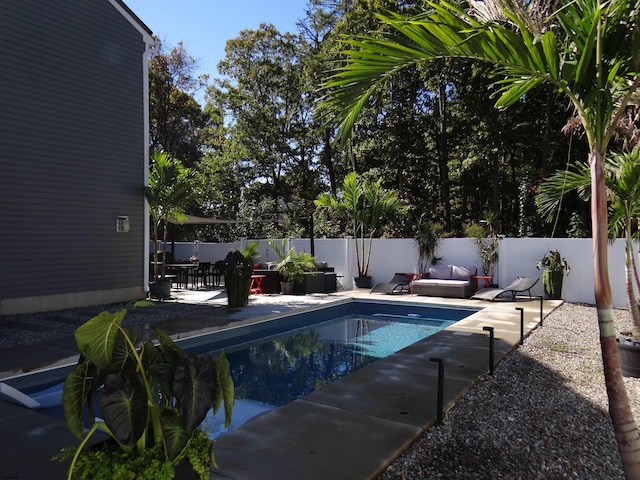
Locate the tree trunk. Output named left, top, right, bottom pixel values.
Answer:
left=323, top=127, right=337, bottom=195
left=591, top=149, right=640, bottom=478
left=436, top=78, right=451, bottom=231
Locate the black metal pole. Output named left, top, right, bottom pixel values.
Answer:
left=516, top=307, right=524, bottom=345
left=309, top=215, right=315, bottom=256
left=482, top=326, right=495, bottom=375
left=430, top=357, right=444, bottom=425
left=538, top=295, right=544, bottom=326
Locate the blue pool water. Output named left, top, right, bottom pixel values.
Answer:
left=5, top=301, right=476, bottom=440
left=197, top=302, right=475, bottom=438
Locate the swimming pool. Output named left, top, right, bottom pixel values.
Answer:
left=3, top=300, right=477, bottom=439
left=188, top=300, right=476, bottom=438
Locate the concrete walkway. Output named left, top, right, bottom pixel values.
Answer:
left=0, top=288, right=561, bottom=479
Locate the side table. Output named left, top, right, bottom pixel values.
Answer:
left=472, top=275, right=492, bottom=292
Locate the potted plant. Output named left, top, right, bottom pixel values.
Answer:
left=415, top=218, right=443, bottom=274
left=145, top=149, right=198, bottom=299
left=56, top=304, right=234, bottom=479
left=465, top=213, right=499, bottom=280
left=315, top=172, right=406, bottom=289
left=536, top=250, right=570, bottom=300
left=268, top=239, right=317, bottom=294
left=225, top=241, right=259, bottom=308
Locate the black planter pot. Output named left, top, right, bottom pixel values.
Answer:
left=618, top=334, right=640, bottom=377
left=544, top=271, right=564, bottom=300
left=280, top=280, right=294, bottom=294
left=149, top=278, right=172, bottom=299
left=353, top=276, right=372, bottom=289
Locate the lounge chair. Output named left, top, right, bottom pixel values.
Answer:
left=0, top=382, right=61, bottom=409
left=370, top=273, right=411, bottom=295
left=471, top=277, right=539, bottom=301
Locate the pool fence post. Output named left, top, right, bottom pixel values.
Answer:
left=516, top=307, right=524, bottom=345
left=482, top=326, right=495, bottom=375
left=538, top=295, right=544, bottom=326
left=430, top=357, right=444, bottom=425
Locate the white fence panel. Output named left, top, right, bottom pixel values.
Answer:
left=164, top=237, right=634, bottom=308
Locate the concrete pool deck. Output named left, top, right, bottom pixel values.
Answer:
left=0, top=288, right=561, bottom=479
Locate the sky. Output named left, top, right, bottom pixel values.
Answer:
left=125, top=0, right=307, bottom=86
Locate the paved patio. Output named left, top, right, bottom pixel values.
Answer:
left=0, top=288, right=561, bottom=479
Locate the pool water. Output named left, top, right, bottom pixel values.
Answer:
left=199, top=305, right=472, bottom=438
left=7, top=301, right=475, bottom=440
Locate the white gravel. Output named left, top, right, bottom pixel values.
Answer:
left=378, top=303, right=640, bottom=480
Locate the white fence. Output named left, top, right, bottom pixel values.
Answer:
left=166, top=237, right=634, bottom=308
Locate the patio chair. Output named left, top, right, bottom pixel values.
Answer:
left=212, top=260, right=226, bottom=286
left=471, top=277, right=539, bottom=301
left=0, top=382, right=61, bottom=409
left=190, top=262, right=212, bottom=288
left=370, top=273, right=411, bottom=295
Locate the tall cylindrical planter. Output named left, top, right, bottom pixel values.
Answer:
left=224, top=251, right=252, bottom=308
left=618, top=334, right=640, bottom=377
left=544, top=271, right=564, bottom=300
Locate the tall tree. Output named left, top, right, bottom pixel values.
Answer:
left=321, top=0, right=640, bottom=475
left=149, top=41, right=214, bottom=167
left=212, top=24, right=321, bottom=232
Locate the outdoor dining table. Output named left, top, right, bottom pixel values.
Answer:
left=166, top=263, right=198, bottom=289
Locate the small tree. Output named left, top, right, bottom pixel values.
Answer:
left=145, top=150, right=198, bottom=281
left=315, top=172, right=406, bottom=278
left=415, top=219, right=443, bottom=273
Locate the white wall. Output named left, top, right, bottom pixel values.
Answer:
left=165, top=237, right=633, bottom=308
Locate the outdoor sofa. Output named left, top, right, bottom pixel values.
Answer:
left=411, top=265, right=477, bottom=298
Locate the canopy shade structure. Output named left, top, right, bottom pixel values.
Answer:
left=167, top=215, right=316, bottom=254
left=169, top=215, right=248, bottom=225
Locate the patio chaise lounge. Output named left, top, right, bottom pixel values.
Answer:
left=0, top=382, right=61, bottom=409
left=370, top=273, right=410, bottom=295
left=471, top=277, right=539, bottom=301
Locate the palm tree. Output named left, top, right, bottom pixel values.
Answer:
left=320, top=0, right=640, bottom=474
left=315, top=171, right=407, bottom=279
left=537, top=148, right=640, bottom=332
left=145, top=149, right=198, bottom=281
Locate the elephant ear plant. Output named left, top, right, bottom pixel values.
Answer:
left=57, top=307, right=234, bottom=480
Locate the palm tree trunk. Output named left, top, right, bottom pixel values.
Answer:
left=632, top=244, right=640, bottom=302
left=625, top=218, right=640, bottom=332
left=591, top=149, right=640, bottom=478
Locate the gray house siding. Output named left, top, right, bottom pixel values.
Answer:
left=0, top=0, right=153, bottom=313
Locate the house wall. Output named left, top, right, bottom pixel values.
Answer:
left=0, top=0, right=152, bottom=314
left=168, top=237, right=633, bottom=308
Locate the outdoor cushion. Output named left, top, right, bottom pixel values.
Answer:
left=451, top=265, right=476, bottom=281
left=414, top=279, right=469, bottom=286
left=428, top=265, right=452, bottom=280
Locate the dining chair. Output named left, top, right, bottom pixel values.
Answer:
left=190, top=262, right=212, bottom=288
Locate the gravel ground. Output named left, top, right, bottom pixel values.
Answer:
left=378, top=303, right=640, bottom=480
left=0, top=300, right=216, bottom=349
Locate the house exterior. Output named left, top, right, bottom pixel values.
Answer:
left=0, top=0, right=155, bottom=314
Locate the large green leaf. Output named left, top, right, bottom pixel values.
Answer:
left=160, top=409, right=190, bottom=461
left=101, top=374, right=148, bottom=448
left=62, top=360, right=95, bottom=439
left=110, top=325, right=138, bottom=374
left=74, top=309, right=127, bottom=370
left=154, top=327, right=184, bottom=368
left=213, top=351, right=234, bottom=429
left=173, top=354, right=217, bottom=432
